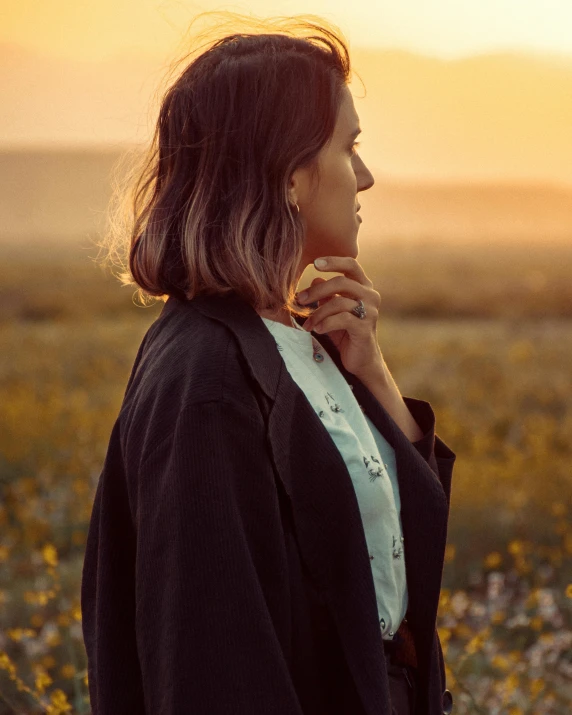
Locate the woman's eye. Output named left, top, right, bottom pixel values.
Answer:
left=350, top=141, right=361, bottom=155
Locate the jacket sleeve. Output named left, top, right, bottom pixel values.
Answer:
left=402, top=396, right=456, bottom=508
left=82, top=398, right=304, bottom=715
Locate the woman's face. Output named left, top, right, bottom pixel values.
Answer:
left=290, top=84, right=375, bottom=267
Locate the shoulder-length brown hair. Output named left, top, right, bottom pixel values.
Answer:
left=98, top=12, right=356, bottom=318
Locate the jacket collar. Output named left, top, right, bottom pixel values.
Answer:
left=167, top=291, right=449, bottom=715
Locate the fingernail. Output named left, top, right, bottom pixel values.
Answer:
left=297, top=291, right=308, bottom=302
left=314, top=258, right=327, bottom=268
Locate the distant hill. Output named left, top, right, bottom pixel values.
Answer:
left=0, top=148, right=571, bottom=245
left=1, top=43, right=572, bottom=185
left=351, top=48, right=572, bottom=186
left=0, top=148, right=123, bottom=244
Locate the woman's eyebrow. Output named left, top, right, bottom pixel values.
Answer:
left=349, top=128, right=362, bottom=139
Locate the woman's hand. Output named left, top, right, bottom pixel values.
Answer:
left=296, top=256, right=385, bottom=383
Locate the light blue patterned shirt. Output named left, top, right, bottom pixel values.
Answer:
left=261, top=315, right=408, bottom=641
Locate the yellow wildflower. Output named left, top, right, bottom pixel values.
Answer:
left=530, top=616, right=543, bottom=631
left=484, top=551, right=503, bottom=569
left=530, top=678, right=544, bottom=698
left=0, top=652, right=16, bottom=677
left=46, top=688, right=72, bottom=714
left=57, top=613, right=71, bottom=627
left=492, top=654, right=510, bottom=671
left=35, top=670, right=53, bottom=694
left=444, top=544, right=456, bottom=563
left=508, top=540, right=523, bottom=555
left=7, top=628, right=35, bottom=641
left=42, top=543, right=58, bottom=567
left=45, top=630, right=62, bottom=647
left=60, top=664, right=76, bottom=679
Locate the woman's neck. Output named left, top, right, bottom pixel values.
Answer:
left=257, top=307, right=294, bottom=328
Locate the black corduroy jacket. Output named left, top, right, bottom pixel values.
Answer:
left=81, top=290, right=457, bottom=715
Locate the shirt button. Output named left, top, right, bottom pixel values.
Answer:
left=388, top=630, right=394, bottom=637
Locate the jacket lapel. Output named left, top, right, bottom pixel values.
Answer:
left=308, top=325, right=450, bottom=664
left=184, top=292, right=449, bottom=715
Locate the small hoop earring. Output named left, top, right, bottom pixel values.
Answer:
left=292, top=202, right=300, bottom=214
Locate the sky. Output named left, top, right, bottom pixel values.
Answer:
left=1, top=0, right=571, bottom=185
left=2, top=0, right=572, bottom=62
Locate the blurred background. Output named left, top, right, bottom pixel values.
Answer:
left=0, top=1, right=571, bottom=713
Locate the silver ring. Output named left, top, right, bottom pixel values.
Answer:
left=351, top=299, right=366, bottom=320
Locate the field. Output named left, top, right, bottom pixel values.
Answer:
left=0, top=236, right=571, bottom=714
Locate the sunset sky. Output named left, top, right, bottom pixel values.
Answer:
left=1, top=1, right=571, bottom=185
left=3, top=0, right=572, bottom=61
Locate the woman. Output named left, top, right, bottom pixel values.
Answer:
left=81, top=14, right=456, bottom=715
